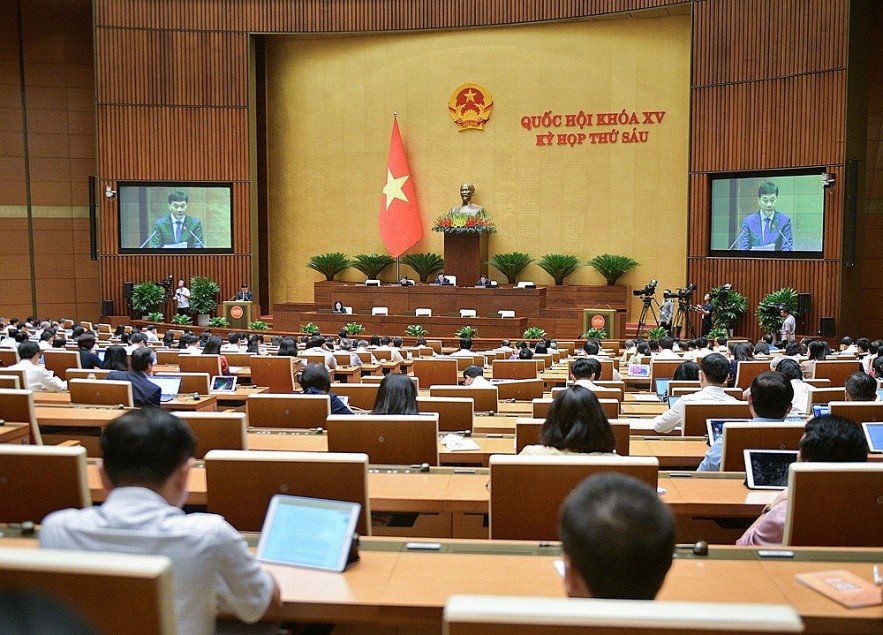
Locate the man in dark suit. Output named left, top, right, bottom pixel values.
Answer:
left=737, top=181, right=793, bottom=251
left=107, top=347, right=161, bottom=407
left=234, top=283, right=253, bottom=301
left=148, top=190, right=204, bottom=248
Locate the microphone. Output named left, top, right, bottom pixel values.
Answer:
left=139, top=229, right=159, bottom=248
left=777, top=229, right=793, bottom=251
left=185, top=226, right=205, bottom=248
left=728, top=226, right=747, bottom=251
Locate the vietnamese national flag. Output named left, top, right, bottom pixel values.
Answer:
left=379, top=117, right=423, bottom=257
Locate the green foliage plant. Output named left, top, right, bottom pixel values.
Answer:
left=300, top=322, right=320, bottom=334
left=646, top=326, right=668, bottom=342
left=307, top=252, right=351, bottom=281
left=536, top=253, right=582, bottom=285
left=189, top=276, right=220, bottom=315
left=131, top=282, right=166, bottom=315
left=170, top=313, right=193, bottom=325
left=401, top=252, right=445, bottom=283
left=249, top=320, right=270, bottom=331
left=344, top=322, right=365, bottom=336
left=455, top=325, right=478, bottom=338
left=708, top=327, right=727, bottom=339
left=523, top=326, right=546, bottom=339
left=146, top=311, right=165, bottom=323
left=405, top=324, right=428, bottom=337
left=586, top=254, right=639, bottom=285
left=208, top=316, right=229, bottom=328
left=352, top=253, right=395, bottom=280
left=756, top=288, right=798, bottom=336
left=582, top=327, right=607, bottom=339
left=710, top=285, right=748, bottom=332
left=488, top=252, right=533, bottom=284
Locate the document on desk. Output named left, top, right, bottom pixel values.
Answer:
left=794, top=569, right=883, bottom=608
left=442, top=434, right=481, bottom=451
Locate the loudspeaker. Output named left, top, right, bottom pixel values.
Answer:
left=88, top=176, right=98, bottom=261
left=797, top=293, right=812, bottom=315
left=819, top=317, right=835, bottom=337
left=101, top=300, right=114, bottom=316
left=123, top=281, right=134, bottom=299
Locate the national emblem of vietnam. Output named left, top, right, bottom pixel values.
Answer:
left=448, top=83, right=494, bottom=131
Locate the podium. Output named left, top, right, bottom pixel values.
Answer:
left=443, top=232, right=488, bottom=287
left=582, top=308, right=617, bottom=339
left=224, top=301, right=252, bottom=329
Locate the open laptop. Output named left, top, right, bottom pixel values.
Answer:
left=210, top=375, right=237, bottom=392
left=667, top=394, right=681, bottom=409
left=147, top=375, right=182, bottom=403
left=862, top=421, right=883, bottom=453
left=655, top=378, right=671, bottom=402
left=743, top=449, right=798, bottom=490
left=812, top=404, right=829, bottom=417
left=256, top=494, right=361, bottom=572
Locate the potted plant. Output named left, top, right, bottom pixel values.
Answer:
left=307, top=252, right=351, bottom=281
left=401, top=252, right=445, bottom=282
left=523, top=326, right=546, bottom=339
left=208, top=316, right=229, bottom=328
left=405, top=324, right=428, bottom=337
left=587, top=254, right=639, bottom=285
left=711, top=285, right=748, bottom=335
left=756, top=288, right=798, bottom=337
left=351, top=253, right=394, bottom=280
left=131, top=282, right=166, bottom=318
left=536, top=254, right=582, bottom=285
left=488, top=252, right=533, bottom=284
left=249, top=320, right=270, bottom=331
left=455, top=325, right=478, bottom=338
left=171, top=313, right=193, bottom=326
left=146, top=311, right=165, bottom=323
left=582, top=327, right=607, bottom=339
left=344, top=322, right=365, bottom=336
left=189, top=276, right=220, bottom=326
left=300, top=322, right=320, bottom=335
left=647, top=326, right=668, bottom=342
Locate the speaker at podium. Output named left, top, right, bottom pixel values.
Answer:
left=224, top=301, right=252, bottom=329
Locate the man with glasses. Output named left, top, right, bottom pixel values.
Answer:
left=737, top=181, right=793, bottom=251
left=149, top=190, right=205, bottom=248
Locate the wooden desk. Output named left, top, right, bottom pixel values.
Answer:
left=0, top=423, right=30, bottom=443
left=262, top=539, right=883, bottom=634
left=33, top=392, right=218, bottom=412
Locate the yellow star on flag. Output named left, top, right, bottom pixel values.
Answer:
left=382, top=169, right=409, bottom=211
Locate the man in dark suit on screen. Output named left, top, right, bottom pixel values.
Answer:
left=737, top=181, right=793, bottom=251
left=148, top=190, right=205, bottom=248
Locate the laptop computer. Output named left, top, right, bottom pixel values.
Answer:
left=861, top=421, right=883, bottom=453
left=743, top=449, right=798, bottom=490
left=667, top=394, right=681, bottom=409
left=147, top=375, right=182, bottom=403
left=655, top=377, right=671, bottom=402
left=210, top=375, right=237, bottom=392
left=256, top=494, right=361, bottom=572
left=812, top=404, right=829, bottom=417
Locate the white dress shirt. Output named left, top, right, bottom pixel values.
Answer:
left=652, top=384, right=736, bottom=434
left=7, top=358, right=66, bottom=392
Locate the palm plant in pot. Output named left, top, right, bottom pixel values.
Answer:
left=189, top=276, right=220, bottom=326
left=536, top=253, right=582, bottom=285
left=401, top=252, right=445, bottom=283
left=488, top=252, right=533, bottom=284
left=307, top=252, right=351, bottom=281
left=352, top=253, right=394, bottom=281
left=756, top=288, right=798, bottom=338
left=587, top=254, right=639, bottom=285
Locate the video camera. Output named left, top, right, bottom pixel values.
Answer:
left=713, top=283, right=732, bottom=300
left=663, top=283, right=697, bottom=301
left=632, top=280, right=658, bottom=298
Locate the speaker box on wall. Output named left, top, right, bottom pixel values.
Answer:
left=101, top=300, right=114, bottom=316
left=123, top=281, right=134, bottom=299
left=819, top=317, right=835, bottom=337
left=797, top=293, right=812, bottom=314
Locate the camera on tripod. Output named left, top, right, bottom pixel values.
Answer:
left=663, top=283, right=697, bottom=301
left=632, top=279, right=658, bottom=298
left=714, top=283, right=732, bottom=301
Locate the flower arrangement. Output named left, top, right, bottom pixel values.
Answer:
left=432, top=210, right=496, bottom=234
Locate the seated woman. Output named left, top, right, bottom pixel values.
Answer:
left=800, top=340, right=828, bottom=378
left=276, top=337, right=298, bottom=357
left=201, top=335, right=229, bottom=375
left=727, top=342, right=755, bottom=387
left=519, top=385, right=617, bottom=456
left=101, top=345, right=129, bottom=371
left=332, top=300, right=346, bottom=314
left=76, top=333, right=102, bottom=369
left=298, top=362, right=353, bottom=415
left=672, top=361, right=699, bottom=381
left=371, top=373, right=418, bottom=415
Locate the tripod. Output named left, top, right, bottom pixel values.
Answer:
left=634, top=295, right=660, bottom=338
left=671, top=298, right=696, bottom=339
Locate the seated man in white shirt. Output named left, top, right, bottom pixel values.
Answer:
left=7, top=341, right=66, bottom=392
left=220, top=332, right=246, bottom=352
left=844, top=370, right=878, bottom=401
left=570, top=358, right=604, bottom=391
left=450, top=337, right=476, bottom=358
left=776, top=358, right=814, bottom=416
left=559, top=472, right=675, bottom=599
left=40, top=408, right=281, bottom=634
left=654, top=336, right=680, bottom=359
left=302, top=335, right=337, bottom=369
left=581, top=340, right=621, bottom=381
left=463, top=364, right=492, bottom=387
left=697, top=370, right=793, bottom=472
left=125, top=331, right=148, bottom=354
left=652, top=352, right=735, bottom=434
left=143, top=324, right=160, bottom=343
left=375, top=336, right=405, bottom=363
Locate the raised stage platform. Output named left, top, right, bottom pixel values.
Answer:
left=272, top=281, right=630, bottom=339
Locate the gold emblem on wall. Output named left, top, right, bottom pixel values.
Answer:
left=448, top=83, right=494, bottom=131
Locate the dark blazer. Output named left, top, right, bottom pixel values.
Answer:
left=234, top=290, right=253, bottom=301
left=106, top=370, right=161, bottom=407
left=149, top=215, right=205, bottom=248
left=78, top=349, right=102, bottom=370
left=737, top=210, right=793, bottom=251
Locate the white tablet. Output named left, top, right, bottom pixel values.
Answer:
left=210, top=375, right=237, bottom=392
left=743, top=449, right=798, bottom=490
left=705, top=418, right=750, bottom=444
left=861, top=421, right=883, bottom=453
left=256, top=495, right=360, bottom=572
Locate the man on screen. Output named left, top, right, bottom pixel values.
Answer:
left=148, top=190, right=205, bottom=248
left=737, top=181, right=793, bottom=251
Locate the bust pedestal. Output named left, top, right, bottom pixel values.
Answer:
left=443, top=232, right=488, bottom=287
